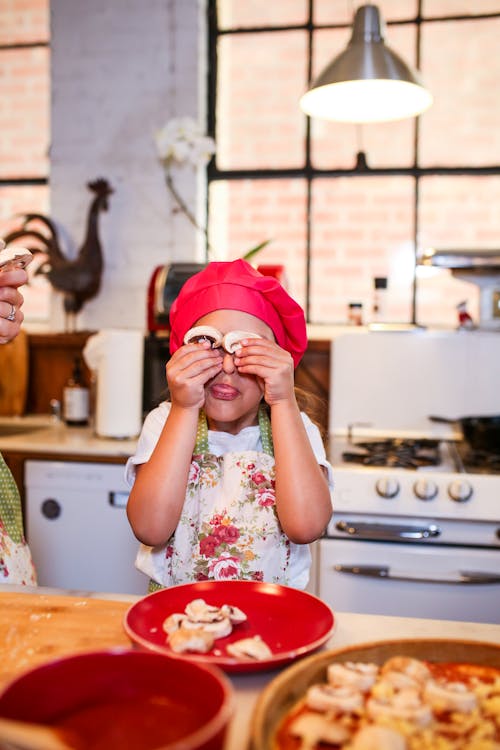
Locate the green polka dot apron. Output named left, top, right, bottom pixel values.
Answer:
left=0, top=453, right=37, bottom=585
left=138, top=406, right=291, bottom=590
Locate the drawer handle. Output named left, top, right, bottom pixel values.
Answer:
left=334, top=564, right=500, bottom=585
left=335, top=520, right=441, bottom=540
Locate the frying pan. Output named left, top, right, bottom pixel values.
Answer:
left=429, top=414, right=500, bottom=452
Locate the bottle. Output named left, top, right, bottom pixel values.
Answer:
left=63, top=357, right=90, bottom=426
left=347, top=302, right=363, bottom=326
left=372, top=277, right=388, bottom=321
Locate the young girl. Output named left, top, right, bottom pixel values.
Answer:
left=126, top=260, right=333, bottom=590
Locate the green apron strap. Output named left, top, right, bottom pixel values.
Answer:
left=194, top=409, right=209, bottom=453
left=258, top=404, right=274, bottom=456
left=194, top=404, right=274, bottom=456
left=0, top=453, right=24, bottom=544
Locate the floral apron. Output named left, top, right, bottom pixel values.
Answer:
left=0, top=453, right=37, bottom=585
left=137, top=407, right=291, bottom=590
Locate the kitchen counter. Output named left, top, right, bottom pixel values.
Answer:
left=0, top=585, right=498, bottom=750
left=0, top=415, right=138, bottom=458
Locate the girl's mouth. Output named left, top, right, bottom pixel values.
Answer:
left=209, top=383, right=239, bottom=400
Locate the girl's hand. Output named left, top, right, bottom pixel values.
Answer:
left=233, top=337, right=295, bottom=406
left=166, top=341, right=222, bottom=409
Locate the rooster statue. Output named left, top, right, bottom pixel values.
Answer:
left=3, top=178, right=113, bottom=330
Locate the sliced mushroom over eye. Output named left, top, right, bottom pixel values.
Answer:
left=183, top=326, right=223, bottom=347
left=223, top=330, right=262, bottom=353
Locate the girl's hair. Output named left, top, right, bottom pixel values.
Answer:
left=293, top=385, right=328, bottom=443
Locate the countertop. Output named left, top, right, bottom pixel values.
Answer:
left=0, top=415, right=138, bottom=458
left=0, top=585, right=499, bottom=750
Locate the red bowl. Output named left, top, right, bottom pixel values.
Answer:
left=0, top=648, right=234, bottom=750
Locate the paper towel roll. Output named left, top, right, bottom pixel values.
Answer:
left=83, top=329, right=144, bottom=439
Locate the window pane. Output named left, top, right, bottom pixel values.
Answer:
left=218, top=0, right=308, bottom=29
left=310, top=25, right=417, bottom=169
left=416, top=175, right=499, bottom=327
left=216, top=31, right=307, bottom=169
left=0, top=0, right=49, bottom=45
left=310, top=176, right=415, bottom=323
left=0, top=184, right=51, bottom=322
left=314, top=0, right=418, bottom=25
left=208, top=178, right=307, bottom=307
left=419, top=18, right=500, bottom=166
left=423, top=0, right=500, bottom=16
left=0, top=46, right=50, bottom=178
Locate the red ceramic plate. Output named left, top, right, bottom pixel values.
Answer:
left=123, top=581, right=335, bottom=673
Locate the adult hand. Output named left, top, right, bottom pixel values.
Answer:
left=166, top=341, right=223, bottom=409
left=0, top=268, right=28, bottom=344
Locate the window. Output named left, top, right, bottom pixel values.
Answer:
left=0, top=0, right=50, bottom=321
left=207, top=0, right=500, bottom=328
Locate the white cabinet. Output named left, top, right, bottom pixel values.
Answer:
left=25, top=460, right=147, bottom=596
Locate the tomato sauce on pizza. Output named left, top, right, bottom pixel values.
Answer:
left=275, top=656, right=500, bottom=750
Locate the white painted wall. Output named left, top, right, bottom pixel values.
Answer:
left=49, top=0, right=207, bottom=331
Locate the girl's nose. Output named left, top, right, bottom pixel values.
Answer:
left=221, top=351, right=236, bottom=373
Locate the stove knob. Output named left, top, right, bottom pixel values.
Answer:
left=447, top=480, right=473, bottom=503
left=413, top=479, right=438, bottom=501
left=375, top=477, right=400, bottom=499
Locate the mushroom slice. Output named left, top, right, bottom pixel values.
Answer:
left=327, top=662, right=379, bottom=692
left=226, top=635, right=272, bottom=660
left=162, top=612, right=187, bottom=634
left=289, top=712, right=351, bottom=746
left=184, top=598, right=224, bottom=623
left=182, top=616, right=233, bottom=639
left=423, top=679, right=477, bottom=713
left=183, top=326, right=222, bottom=347
left=220, top=604, right=247, bottom=624
left=168, top=626, right=214, bottom=654
left=306, top=684, right=364, bottom=714
left=222, top=330, right=262, bottom=353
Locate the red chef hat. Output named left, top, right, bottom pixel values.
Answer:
left=169, top=260, right=307, bottom=367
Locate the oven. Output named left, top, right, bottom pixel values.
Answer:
left=320, top=330, right=500, bottom=624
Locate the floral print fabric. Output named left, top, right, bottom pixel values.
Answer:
left=141, top=448, right=290, bottom=587
left=0, top=453, right=37, bottom=585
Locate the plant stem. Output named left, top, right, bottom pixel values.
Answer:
left=165, top=172, right=214, bottom=257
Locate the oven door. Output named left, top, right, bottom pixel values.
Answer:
left=318, top=539, right=500, bottom=624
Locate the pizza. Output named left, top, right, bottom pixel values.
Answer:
left=274, top=656, right=500, bottom=749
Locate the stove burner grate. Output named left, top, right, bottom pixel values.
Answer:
left=342, top=438, right=441, bottom=469
left=459, top=448, right=500, bottom=474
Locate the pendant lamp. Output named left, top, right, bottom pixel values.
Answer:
left=300, top=4, right=433, bottom=123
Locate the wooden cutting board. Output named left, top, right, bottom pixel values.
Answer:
left=0, top=592, right=132, bottom=690
left=0, top=329, right=28, bottom=416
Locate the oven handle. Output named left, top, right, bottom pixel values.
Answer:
left=334, top=565, right=500, bottom=585
left=335, top=520, right=441, bottom=540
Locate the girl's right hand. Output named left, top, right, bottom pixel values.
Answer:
left=166, top=341, right=222, bottom=409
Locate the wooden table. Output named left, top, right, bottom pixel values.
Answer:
left=1, top=587, right=499, bottom=750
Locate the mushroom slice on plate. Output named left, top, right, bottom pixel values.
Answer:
left=220, top=604, right=247, bottom=624
left=226, top=635, right=272, bottom=660
left=183, top=326, right=222, bottom=347
left=168, top=626, right=214, bottom=654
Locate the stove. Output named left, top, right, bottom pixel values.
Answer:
left=318, top=330, right=500, bottom=624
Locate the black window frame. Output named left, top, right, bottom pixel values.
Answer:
left=206, top=1, right=500, bottom=324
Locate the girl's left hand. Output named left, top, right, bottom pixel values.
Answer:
left=233, top=337, right=295, bottom=406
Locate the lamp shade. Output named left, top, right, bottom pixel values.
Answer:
left=300, top=4, right=433, bottom=123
